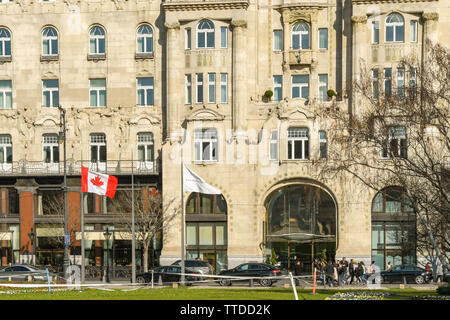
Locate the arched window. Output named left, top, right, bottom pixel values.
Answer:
left=89, top=26, right=106, bottom=54
left=42, top=27, right=58, bottom=56
left=292, top=22, right=309, bottom=50
left=136, top=24, right=153, bottom=53
left=0, top=28, right=11, bottom=57
left=197, top=20, right=214, bottom=48
left=186, top=192, right=227, bottom=273
left=385, top=13, right=404, bottom=42
left=372, top=187, right=416, bottom=270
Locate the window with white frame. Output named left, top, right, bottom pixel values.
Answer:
left=372, top=21, right=380, bottom=44
left=372, top=69, right=379, bottom=99
left=220, top=73, right=227, bottom=103
left=397, top=68, right=405, bottom=98
left=409, top=68, right=417, bottom=97
left=273, top=75, right=282, bottom=102
left=42, top=27, right=58, bottom=56
left=0, top=80, right=12, bottom=109
left=197, top=20, right=214, bottom=49
left=186, top=74, right=192, bottom=104
left=0, top=135, right=12, bottom=164
left=208, top=73, right=216, bottom=103
left=273, top=30, right=283, bottom=51
left=287, top=127, right=309, bottom=160
left=318, top=74, right=328, bottom=101
left=385, top=13, right=404, bottom=43
left=185, top=28, right=191, bottom=50
left=0, top=28, right=11, bottom=57
left=220, top=27, right=227, bottom=48
left=196, top=73, right=203, bottom=103
left=384, top=68, right=392, bottom=97
left=194, top=129, right=218, bottom=162
left=42, top=134, right=59, bottom=163
left=136, top=24, right=153, bottom=53
left=0, top=0, right=13, bottom=3
left=319, top=131, right=327, bottom=159
left=89, top=79, right=106, bottom=107
left=89, top=26, right=106, bottom=54
left=137, top=77, right=154, bottom=106
left=319, top=29, right=328, bottom=50
left=269, top=130, right=278, bottom=161
left=410, top=20, right=418, bottom=43
left=42, top=79, right=59, bottom=108
left=292, top=22, right=309, bottom=50
left=90, top=133, right=106, bottom=163
left=382, top=126, right=407, bottom=159
left=137, top=132, right=154, bottom=162
left=292, top=75, right=309, bottom=99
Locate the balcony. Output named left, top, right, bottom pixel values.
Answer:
left=288, top=50, right=313, bottom=66
left=371, top=43, right=421, bottom=63
left=0, top=159, right=159, bottom=176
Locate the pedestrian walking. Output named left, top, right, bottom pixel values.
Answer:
left=349, top=259, right=356, bottom=284
left=386, top=262, right=392, bottom=271
left=333, top=261, right=339, bottom=286
left=436, top=260, right=443, bottom=283
left=326, top=260, right=334, bottom=287
left=294, top=258, right=302, bottom=286
left=360, top=261, right=367, bottom=285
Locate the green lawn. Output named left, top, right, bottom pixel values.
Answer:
left=0, top=286, right=441, bottom=300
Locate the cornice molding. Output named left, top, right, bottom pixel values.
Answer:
left=352, top=0, right=438, bottom=4
left=163, top=0, right=249, bottom=12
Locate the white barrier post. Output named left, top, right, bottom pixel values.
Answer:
left=151, top=270, right=154, bottom=289
left=46, top=268, right=52, bottom=293
left=289, top=272, right=299, bottom=301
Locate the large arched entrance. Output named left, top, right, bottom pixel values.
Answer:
left=264, top=184, right=337, bottom=273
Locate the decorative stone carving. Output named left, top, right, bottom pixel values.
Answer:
left=185, top=108, right=226, bottom=122
left=422, top=12, right=439, bottom=21
left=231, top=19, right=248, bottom=29
left=164, top=21, right=181, bottom=30
left=351, top=15, right=368, bottom=24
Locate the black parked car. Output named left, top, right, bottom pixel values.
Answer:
left=444, top=272, right=450, bottom=283
left=135, top=266, right=201, bottom=285
left=380, top=265, right=432, bottom=284
left=218, top=263, right=283, bottom=287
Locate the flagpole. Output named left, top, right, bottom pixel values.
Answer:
left=132, top=156, right=136, bottom=283
left=81, top=192, right=85, bottom=283
left=181, top=143, right=185, bottom=285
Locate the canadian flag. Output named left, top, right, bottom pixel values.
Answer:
left=81, top=166, right=118, bottom=198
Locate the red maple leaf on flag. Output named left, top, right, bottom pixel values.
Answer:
left=90, top=176, right=104, bottom=187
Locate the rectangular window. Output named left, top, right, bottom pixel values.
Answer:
left=409, top=68, right=417, bottom=98
left=137, top=132, right=154, bottom=162
left=0, top=135, right=12, bottom=164
left=273, top=76, right=282, bottom=102
left=0, top=80, right=12, bottom=109
left=410, top=21, right=418, bottom=43
left=89, top=78, right=106, bottom=107
left=384, top=68, right=392, bottom=97
left=90, top=133, right=106, bottom=163
left=372, top=69, right=379, bottom=99
left=318, top=29, right=328, bottom=50
left=185, top=28, right=191, bottom=50
left=196, top=73, right=203, bottom=103
left=319, top=131, right=327, bottom=159
left=220, top=73, right=227, bottom=103
left=397, top=68, right=405, bottom=99
left=42, top=79, right=59, bottom=108
left=291, top=75, right=309, bottom=99
left=185, top=74, right=192, bottom=104
left=273, top=30, right=283, bottom=51
left=220, top=27, right=227, bottom=48
left=269, top=130, right=278, bottom=161
left=287, top=128, right=309, bottom=160
left=383, top=126, right=407, bottom=159
left=318, top=74, right=328, bottom=101
left=208, top=73, right=215, bottom=104
left=137, top=77, right=154, bottom=106
left=42, top=134, right=59, bottom=164
left=372, top=21, right=380, bottom=44
left=194, top=129, right=218, bottom=162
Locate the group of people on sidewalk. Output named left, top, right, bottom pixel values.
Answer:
left=312, top=257, right=378, bottom=287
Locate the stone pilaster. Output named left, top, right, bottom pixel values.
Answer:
left=281, top=9, right=291, bottom=100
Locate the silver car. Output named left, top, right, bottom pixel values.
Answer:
left=0, top=264, right=56, bottom=281
left=171, top=260, right=214, bottom=276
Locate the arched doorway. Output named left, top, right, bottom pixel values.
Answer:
left=264, top=184, right=337, bottom=273
left=371, top=187, right=416, bottom=270
left=185, top=192, right=228, bottom=273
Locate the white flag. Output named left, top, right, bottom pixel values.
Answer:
left=183, top=165, right=221, bottom=194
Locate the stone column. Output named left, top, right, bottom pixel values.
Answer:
left=165, top=21, right=182, bottom=142
left=310, top=16, right=319, bottom=100
left=281, top=9, right=291, bottom=99
left=422, top=12, right=439, bottom=62
left=351, top=15, right=368, bottom=81
left=231, top=19, right=248, bottom=133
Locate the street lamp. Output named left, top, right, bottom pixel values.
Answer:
left=57, top=105, right=69, bottom=281
left=27, top=228, right=36, bottom=266
left=103, top=227, right=112, bottom=283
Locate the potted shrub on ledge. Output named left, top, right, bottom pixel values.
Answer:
left=263, top=89, right=273, bottom=102
left=327, top=89, right=337, bottom=101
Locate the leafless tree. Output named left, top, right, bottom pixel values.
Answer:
left=111, top=188, right=179, bottom=272
left=315, top=41, right=449, bottom=272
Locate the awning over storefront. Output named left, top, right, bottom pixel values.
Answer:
left=267, top=233, right=335, bottom=243
left=75, top=231, right=135, bottom=241
left=36, top=228, right=64, bottom=237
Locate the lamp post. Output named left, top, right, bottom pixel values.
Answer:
left=57, top=105, right=69, bottom=280
left=103, top=227, right=112, bottom=283
left=27, top=228, right=36, bottom=266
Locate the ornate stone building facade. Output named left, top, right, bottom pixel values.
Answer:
left=0, top=0, right=448, bottom=274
